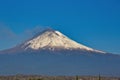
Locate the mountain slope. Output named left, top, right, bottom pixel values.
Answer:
left=0, top=51, right=120, bottom=76
left=0, top=29, right=120, bottom=76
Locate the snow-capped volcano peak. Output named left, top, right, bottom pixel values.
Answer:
left=21, top=29, right=105, bottom=53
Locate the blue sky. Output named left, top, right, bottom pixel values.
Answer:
left=0, top=0, right=120, bottom=54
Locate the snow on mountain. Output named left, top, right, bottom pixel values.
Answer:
left=21, top=29, right=106, bottom=54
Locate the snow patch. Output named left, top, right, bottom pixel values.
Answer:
left=55, top=31, right=63, bottom=36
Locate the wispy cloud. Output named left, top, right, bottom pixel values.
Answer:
left=23, top=25, right=49, bottom=38
left=0, top=24, right=48, bottom=50
left=0, top=24, right=17, bottom=40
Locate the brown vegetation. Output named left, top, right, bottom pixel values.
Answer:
left=0, top=75, right=120, bottom=80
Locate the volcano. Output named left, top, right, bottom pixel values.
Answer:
left=0, top=28, right=120, bottom=76
left=0, top=28, right=105, bottom=54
